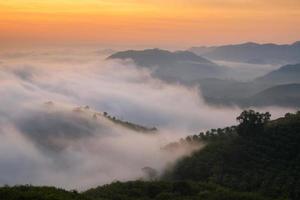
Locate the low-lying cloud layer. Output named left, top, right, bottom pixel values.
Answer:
left=0, top=48, right=294, bottom=190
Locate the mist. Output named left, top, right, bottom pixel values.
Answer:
left=0, top=47, right=295, bottom=190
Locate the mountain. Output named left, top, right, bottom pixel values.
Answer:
left=197, top=64, right=300, bottom=107
left=200, top=82, right=300, bottom=108
left=198, top=78, right=260, bottom=100
left=1, top=182, right=273, bottom=200
left=102, top=112, right=157, bottom=133
left=108, top=48, right=213, bottom=66
left=190, top=41, right=300, bottom=65
left=18, top=103, right=158, bottom=153
left=109, top=49, right=300, bottom=107
left=2, top=111, right=298, bottom=200
left=84, top=180, right=273, bottom=200
left=247, top=84, right=300, bottom=107
left=256, top=63, right=300, bottom=85
left=164, top=110, right=300, bottom=200
left=108, top=49, right=229, bottom=82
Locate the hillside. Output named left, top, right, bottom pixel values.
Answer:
left=108, top=49, right=213, bottom=66
left=0, top=186, right=88, bottom=200
left=256, top=63, right=300, bottom=85
left=198, top=64, right=300, bottom=107
left=108, top=49, right=228, bottom=82
left=190, top=41, right=300, bottom=65
left=247, top=84, right=300, bottom=107
left=109, top=49, right=300, bottom=107
left=0, top=182, right=274, bottom=200
left=200, top=82, right=300, bottom=107
left=102, top=112, right=157, bottom=133
left=17, top=103, right=158, bottom=154
left=1, top=111, right=297, bottom=200
left=84, top=180, right=274, bottom=200
left=164, top=110, right=300, bottom=200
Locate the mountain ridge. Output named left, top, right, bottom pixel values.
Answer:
left=107, top=48, right=228, bottom=82
left=189, top=41, right=300, bottom=64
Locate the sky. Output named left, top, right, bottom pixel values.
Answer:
left=0, top=0, right=300, bottom=48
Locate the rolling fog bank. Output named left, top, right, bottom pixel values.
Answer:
left=0, top=48, right=295, bottom=189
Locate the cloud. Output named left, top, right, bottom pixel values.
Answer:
left=0, top=48, right=295, bottom=190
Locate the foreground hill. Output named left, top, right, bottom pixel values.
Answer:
left=0, top=182, right=274, bottom=200
left=0, top=110, right=298, bottom=200
left=165, top=110, right=300, bottom=199
left=108, top=49, right=228, bottom=82
left=190, top=41, right=300, bottom=65
left=0, top=186, right=88, bottom=200
left=16, top=103, right=158, bottom=154
left=84, top=181, right=274, bottom=200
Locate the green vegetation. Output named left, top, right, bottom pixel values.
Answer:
left=1, top=110, right=299, bottom=200
left=0, top=185, right=88, bottom=200
left=165, top=110, right=300, bottom=200
left=0, top=182, right=274, bottom=200
left=84, top=181, right=274, bottom=200
left=103, top=112, right=157, bottom=133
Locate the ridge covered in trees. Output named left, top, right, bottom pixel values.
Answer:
left=1, top=110, right=299, bottom=200
left=103, top=112, right=157, bottom=133
left=164, top=110, right=300, bottom=200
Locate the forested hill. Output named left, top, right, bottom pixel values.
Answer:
left=0, top=182, right=276, bottom=200
left=102, top=112, right=158, bottom=133
left=1, top=111, right=299, bottom=200
left=164, top=110, right=300, bottom=200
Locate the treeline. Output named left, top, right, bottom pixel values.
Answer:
left=0, top=185, right=88, bottom=200
left=0, top=181, right=277, bottom=200
left=1, top=110, right=300, bottom=200
left=70, top=104, right=158, bottom=133
left=84, top=180, right=278, bottom=200
left=164, top=125, right=237, bottom=151
left=103, top=112, right=157, bottom=133
left=164, top=110, right=300, bottom=200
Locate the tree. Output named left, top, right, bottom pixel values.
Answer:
left=142, top=167, right=158, bottom=180
left=236, top=110, right=271, bottom=137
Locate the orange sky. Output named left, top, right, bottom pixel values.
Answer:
left=1, top=0, right=300, bottom=48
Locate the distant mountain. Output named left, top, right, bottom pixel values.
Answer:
left=109, top=49, right=300, bottom=107
left=198, top=78, right=260, bottom=100
left=190, top=41, right=300, bottom=65
left=256, top=63, right=300, bottom=85
left=198, top=64, right=300, bottom=107
left=247, top=84, right=300, bottom=107
left=200, top=81, right=300, bottom=108
left=108, top=49, right=229, bottom=82
left=108, top=48, right=213, bottom=66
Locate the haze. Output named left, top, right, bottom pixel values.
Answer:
left=0, top=0, right=299, bottom=192
left=0, top=48, right=294, bottom=189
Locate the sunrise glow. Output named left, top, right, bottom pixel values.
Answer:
left=1, top=0, right=300, bottom=48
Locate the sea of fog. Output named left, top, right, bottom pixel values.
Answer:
left=0, top=47, right=295, bottom=190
